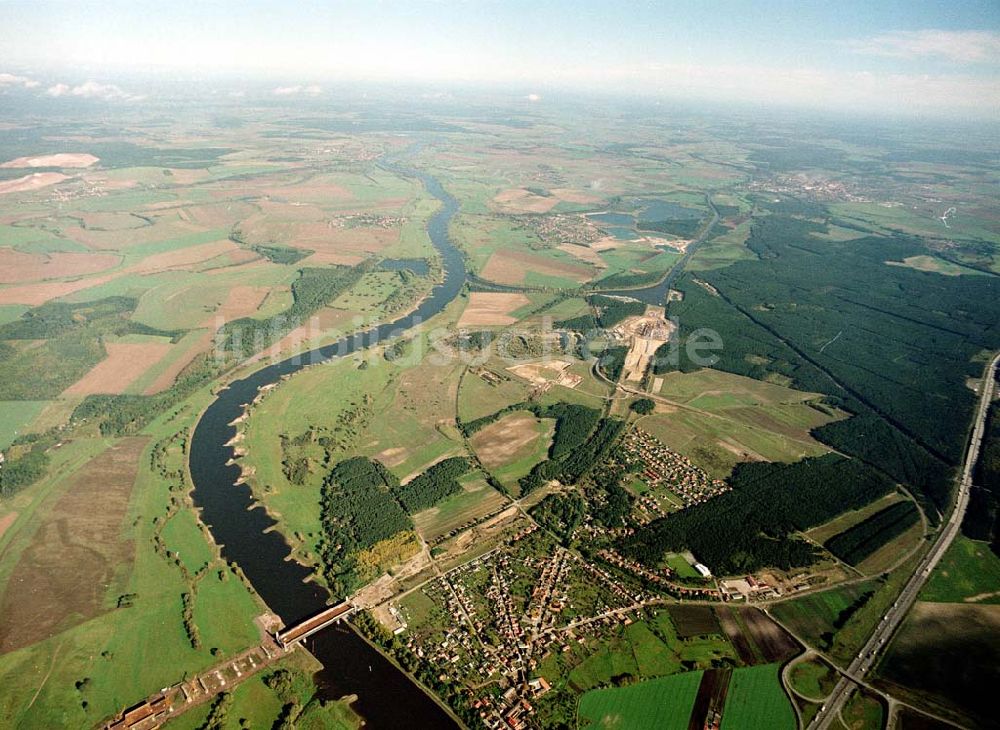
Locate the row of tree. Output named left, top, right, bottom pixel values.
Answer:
left=824, top=501, right=919, bottom=565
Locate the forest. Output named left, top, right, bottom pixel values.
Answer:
left=662, top=215, right=1000, bottom=514
left=219, top=263, right=368, bottom=356
left=520, top=416, right=627, bottom=494
left=396, top=456, right=471, bottom=513
left=620, top=454, right=895, bottom=574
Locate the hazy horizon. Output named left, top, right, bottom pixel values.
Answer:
left=1, top=0, right=998, bottom=121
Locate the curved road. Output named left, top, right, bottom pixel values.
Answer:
left=809, top=351, right=1000, bottom=730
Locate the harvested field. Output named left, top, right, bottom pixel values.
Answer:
left=0, top=274, right=118, bottom=306
left=491, top=188, right=558, bottom=214
left=716, top=607, right=799, bottom=664
left=557, top=242, right=607, bottom=267
left=0, top=172, right=70, bottom=195
left=457, top=292, right=530, bottom=326
left=0, top=249, right=121, bottom=283
left=669, top=605, right=722, bottom=638
left=479, top=249, right=594, bottom=285
left=62, top=342, right=172, bottom=396
left=250, top=307, right=361, bottom=362
left=740, top=607, right=799, bottom=662
left=76, top=211, right=152, bottom=231
left=129, top=239, right=243, bottom=273
left=412, top=480, right=509, bottom=543
left=207, top=285, right=270, bottom=324
left=143, top=329, right=213, bottom=394
left=550, top=188, right=602, bottom=204
left=0, top=437, right=147, bottom=653
left=716, top=608, right=756, bottom=664
left=1, top=153, right=99, bottom=168
left=470, top=412, right=548, bottom=469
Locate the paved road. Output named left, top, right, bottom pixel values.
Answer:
left=809, top=351, right=1000, bottom=729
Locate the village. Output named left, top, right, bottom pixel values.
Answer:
left=617, top=428, right=732, bottom=519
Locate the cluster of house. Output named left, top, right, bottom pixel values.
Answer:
left=327, top=212, right=406, bottom=229
left=472, top=678, right=552, bottom=730
left=748, top=173, right=869, bottom=203
left=393, top=525, right=654, bottom=729
left=517, top=212, right=604, bottom=248
left=621, top=429, right=730, bottom=517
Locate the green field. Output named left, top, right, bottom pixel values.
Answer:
left=771, top=582, right=876, bottom=652
left=578, top=671, right=703, bottom=730
left=920, top=536, right=1000, bottom=604
left=642, top=368, right=841, bottom=477
left=565, top=610, right=735, bottom=691
left=0, top=385, right=266, bottom=728
left=719, top=664, right=795, bottom=730
left=0, top=400, right=49, bottom=449
left=788, top=656, right=838, bottom=701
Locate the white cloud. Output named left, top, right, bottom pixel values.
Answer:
left=525, top=93, right=541, bottom=102
left=0, top=72, right=39, bottom=88
left=45, top=80, right=142, bottom=101
left=846, top=30, right=1000, bottom=64
left=273, top=84, right=322, bottom=96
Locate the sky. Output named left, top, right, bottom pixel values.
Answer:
left=0, top=0, right=998, bottom=119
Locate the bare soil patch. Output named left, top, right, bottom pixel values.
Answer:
left=0, top=249, right=121, bottom=283
left=688, top=667, right=732, bottom=730
left=479, top=249, right=593, bottom=285
left=1, top=153, right=98, bottom=169
left=62, top=342, right=172, bottom=396
left=470, top=413, right=548, bottom=469
left=209, top=285, right=270, bottom=324
left=0, top=437, right=147, bottom=653
left=458, top=292, right=530, bottom=326
left=0, top=173, right=70, bottom=195
left=739, top=607, right=800, bottom=662
left=0, top=512, right=18, bottom=541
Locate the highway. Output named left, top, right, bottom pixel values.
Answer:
left=809, top=351, right=1000, bottom=729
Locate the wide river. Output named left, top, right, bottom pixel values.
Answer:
left=188, top=161, right=463, bottom=728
